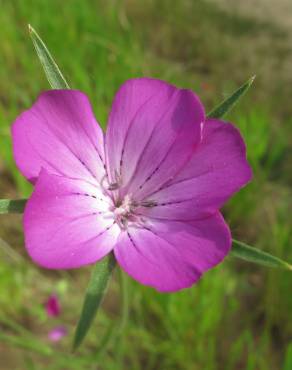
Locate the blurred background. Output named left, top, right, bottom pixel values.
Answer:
left=0, top=0, right=291, bottom=369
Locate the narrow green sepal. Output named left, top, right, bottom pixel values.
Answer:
left=231, top=239, right=292, bottom=271
left=28, top=24, right=70, bottom=89
left=207, top=76, right=255, bottom=119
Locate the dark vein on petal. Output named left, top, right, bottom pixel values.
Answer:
left=142, top=225, right=202, bottom=276
left=27, top=127, right=102, bottom=190
left=135, top=210, right=217, bottom=223
left=48, top=93, right=107, bottom=172
left=78, top=116, right=106, bottom=170
left=135, top=134, right=179, bottom=192
left=143, top=168, right=212, bottom=200
left=123, top=90, right=179, bottom=192
left=126, top=230, right=160, bottom=267
left=46, top=212, right=108, bottom=244
left=84, top=221, right=116, bottom=244
left=60, top=175, right=103, bottom=191
left=119, top=94, right=156, bottom=177
left=40, top=112, right=105, bottom=182
left=71, top=192, right=111, bottom=205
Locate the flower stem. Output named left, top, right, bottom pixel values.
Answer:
left=115, top=269, right=130, bottom=367
left=73, top=252, right=116, bottom=351
left=0, top=199, right=27, bottom=214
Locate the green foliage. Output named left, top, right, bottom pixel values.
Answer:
left=207, top=76, right=255, bottom=119
left=283, top=343, right=292, bottom=370
left=5, top=23, right=289, bottom=358
left=0, top=1, right=291, bottom=370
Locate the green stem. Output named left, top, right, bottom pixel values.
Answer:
left=119, top=269, right=129, bottom=334
left=0, top=199, right=27, bottom=214
left=115, top=269, right=130, bottom=368
left=73, top=253, right=116, bottom=350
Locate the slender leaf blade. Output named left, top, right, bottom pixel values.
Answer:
left=28, top=24, right=70, bottom=89
left=231, top=239, right=292, bottom=270
left=207, top=76, right=255, bottom=119
left=73, top=253, right=116, bottom=350
left=0, top=199, right=27, bottom=214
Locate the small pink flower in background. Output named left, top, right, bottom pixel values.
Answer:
left=12, top=78, right=252, bottom=292
left=45, top=294, right=61, bottom=317
left=48, top=326, right=67, bottom=343
left=44, top=294, right=67, bottom=342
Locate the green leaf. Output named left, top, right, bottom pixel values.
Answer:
left=28, top=24, right=70, bottom=89
left=207, top=76, right=255, bottom=119
left=231, top=239, right=292, bottom=270
left=73, top=253, right=116, bottom=351
left=0, top=199, right=27, bottom=214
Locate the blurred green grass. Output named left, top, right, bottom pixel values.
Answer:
left=0, top=0, right=291, bottom=369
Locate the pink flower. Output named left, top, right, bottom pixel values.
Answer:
left=48, top=326, right=67, bottom=342
left=45, top=294, right=61, bottom=317
left=44, top=294, right=67, bottom=342
left=12, top=78, right=252, bottom=292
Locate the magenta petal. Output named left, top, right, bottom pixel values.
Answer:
left=141, top=118, right=252, bottom=220
left=106, top=78, right=175, bottom=184
left=105, top=78, right=204, bottom=197
left=12, top=90, right=106, bottom=184
left=48, top=326, right=67, bottom=342
left=45, top=294, right=61, bottom=317
left=114, top=213, right=231, bottom=292
left=23, top=169, right=120, bottom=269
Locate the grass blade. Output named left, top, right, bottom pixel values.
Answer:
left=207, top=76, right=255, bottom=119
left=28, top=24, right=70, bottom=89
left=231, top=239, right=292, bottom=270
left=0, top=199, right=27, bottom=214
left=73, top=253, right=116, bottom=351
left=0, top=333, right=52, bottom=356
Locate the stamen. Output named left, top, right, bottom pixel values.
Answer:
left=112, top=194, right=137, bottom=230
left=100, top=170, right=122, bottom=191
left=108, top=182, right=120, bottom=190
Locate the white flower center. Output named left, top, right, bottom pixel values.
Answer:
left=112, top=195, right=136, bottom=230
left=101, top=175, right=157, bottom=230
left=114, top=194, right=132, bottom=217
